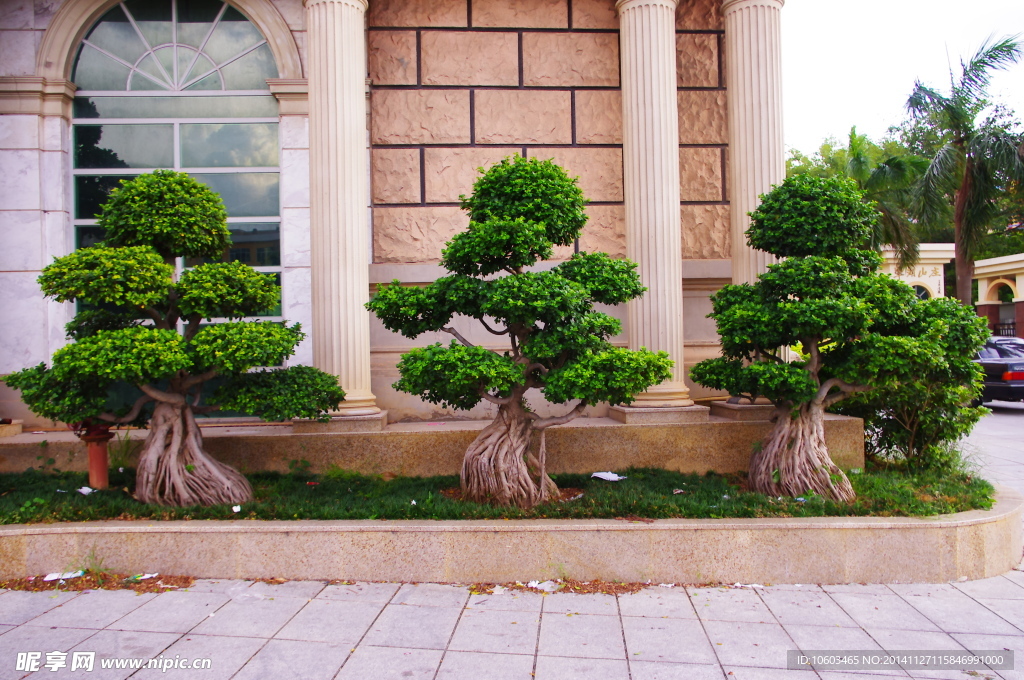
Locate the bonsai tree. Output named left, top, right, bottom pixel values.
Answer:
left=690, top=174, right=984, bottom=502
left=367, top=157, right=672, bottom=508
left=3, top=170, right=344, bottom=507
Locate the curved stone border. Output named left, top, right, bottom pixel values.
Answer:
left=1, top=487, right=1020, bottom=584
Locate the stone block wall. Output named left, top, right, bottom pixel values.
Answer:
left=367, top=0, right=729, bottom=265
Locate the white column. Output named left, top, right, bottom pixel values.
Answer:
left=617, top=0, right=692, bottom=407
left=304, top=0, right=379, bottom=415
left=723, top=0, right=785, bottom=284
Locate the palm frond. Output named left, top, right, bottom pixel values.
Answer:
left=906, top=82, right=950, bottom=118
left=969, top=129, right=1024, bottom=180
left=913, top=143, right=963, bottom=226
left=958, top=35, right=1023, bottom=101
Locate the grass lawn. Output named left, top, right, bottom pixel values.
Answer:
left=0, top=465, right=994, bottom=524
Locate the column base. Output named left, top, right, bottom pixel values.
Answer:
left=709, top=400, right=776, bottom=421
left=293, top=411, right=388, bottom=433
left=0, top=419, right=22, bottom=437
left=608, top=405, right=709, bottom=424
left=335, top=391, right=382, bottom=416
left=628, top=383, right=694, bottom=408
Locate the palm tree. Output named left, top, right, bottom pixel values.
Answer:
left=907, top=36, right=1024, bottom=305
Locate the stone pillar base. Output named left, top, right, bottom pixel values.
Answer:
left=607, top=405, right=709, bottom=425
left=293, top=411, right=388, bottom=433
left=0, top=419, right=23, bottom=437
left=709, top=401, right=776, bottom=421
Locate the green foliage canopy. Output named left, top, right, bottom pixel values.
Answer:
left=368, top=156, right=672, bottom=417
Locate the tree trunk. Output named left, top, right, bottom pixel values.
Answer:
left=953, top=159, right=974, bottom=306
left=748, top=403, right=855, bottom=503
left=135, top=402, right=253, bottom=507
left=461, top=402, right=558, bottom=508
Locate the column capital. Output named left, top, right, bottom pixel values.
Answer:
left=616, top=0, right=679, bottom=12
left=0, top=77, right=76, bottom=118
left=303, top=0, right=367, bottom=10
left=722, top=0, right=784, bottom=14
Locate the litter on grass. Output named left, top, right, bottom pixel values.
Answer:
left=43, top=571, right=84, bottom=582
left=591, top=472, right=627, bottom=482
left=77, top=487, right=94, bottom=495
left=733, top=582, right=765, bottom=589
left=124, top=573, right=158, bottom=582
left=231, top=505, right=241, bottom=513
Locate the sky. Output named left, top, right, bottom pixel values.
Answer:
left=781, top=0, right=1024, bottom=156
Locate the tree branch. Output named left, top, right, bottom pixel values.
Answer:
left=181, top=369, right=218, bottom=391
left=184, top=314, right=204, bottom=342
left=442, top=326, right=476, bottom=348
left=138, top=383, right=186, bottom=405
left=480, top=391, right=512, bottom=406
left=97, top=394, right=155, bottom=423
left=816, top=377, right=871, bottom=407
left=142, top=307, right=165, bottom=327
left=479, top=318, right=508, bottom=336
left=534, top=401, right=587, bottom=430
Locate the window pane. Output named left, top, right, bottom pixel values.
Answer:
left=76, top=226, right=106, bottom=249
left=75, top=125, right=174, bottom=169
left=75, top=175, right=134, bottom=219
left=176, top=0, right=224, bottom=48
left=82, top=6, right=148, bottom=66
left=72, top=44, right=132, bottom=91
left=183, top=71, right=223, bottom=91
left=74, top=95, right=278, bottom=118
left=122, top=0, right=172, bottom=50
left=181, top=123, right=278, bottom=167
left=219, top=43, right=278, bottom=90
left=203, top=11, right=264, bottom=65
left=191, top=173, right=279, bottom=217
left=185, top=222, right=280, bottom=266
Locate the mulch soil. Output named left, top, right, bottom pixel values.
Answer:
left=440, top=487, right=586, bottom=503
left=0, top=572, right=194, bottom=594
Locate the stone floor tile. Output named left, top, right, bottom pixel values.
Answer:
left=392, top=583, right=470, bottom=608
left=467, top=590, right=544, bottom=612
left=189, top=595, right=307, bottom=638
left=783, top=624, right=906, bottom=677
left=183, top=579, right=253, bottom=594
left=245, top=580, right=326, bottom=599
left=317, top=582, right=400, bottom=603
left=701, top=620, right=796, bottom=669
left=534, top=655, right=630, bottom=680
left=119, top=633, right=265, bottom=680
left=233, top=639, right=348, bottom=680
left=822, top=585, right=896, bottom=595
left=537, top=612, right=625, bottom=659
left=618, top=589, right=697, bottom=619
left=760, top=588, right=860, bottom=627
left=628, top=661, right=726, bottom=679
left=862, top=627, right=972, bottom=669
left=105, top=591, right=227, bottom=634
left=828, top=594, right=941, bottom=632
left=0, top=625, right=97, bottom=662
left=274, top=599, right=384, bottom=644
left=0, top=625, right=12, bottom=636
left=335, top=645, right=442, bottom=680
left=818, top=674, right=911, bottom=679
left=361, top=604, right=464, bottom=649
left=542, top=592, right=619, bottom=616
left=0, top=591, right=81, bottom=625
left=1001, top=569, right=1024, bottom=589
left=898, top=590, right=1021, bottom=635
left=954, top=576, right=1024, bottom=600
left=622, top=616, right=718, bottom=665
left=34, top=630, right=181, bottom=680
left=974, top=599, right=1024, bottom=632
left=448, top=608, right=539, bottom=655
left=26, top=590, right=155, bottom=630
left=435, top=651, right=535, bottom=679
left=886, top=584, right=960, bottom=598
left=688, top=587, right=776, bottom=623
left=760, top=584, right=825, bottom=592
left=721, top=667, right=819, bottom=679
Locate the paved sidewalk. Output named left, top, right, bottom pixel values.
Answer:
left=0, top=405, right=1022, bottom=680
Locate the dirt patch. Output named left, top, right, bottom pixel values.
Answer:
left=0, top=572, right=194, bottom=594
left=440, top=487, right=585, bottom=504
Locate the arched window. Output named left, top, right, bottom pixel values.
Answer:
left=71, top=0, right=282, bottom=315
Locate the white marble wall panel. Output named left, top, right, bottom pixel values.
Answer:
left=280, top=115, right=308, bottom=149
left=43, top=208, right=69, bottom=265
left=0, top=149, right=41, bottom=210
left=281, top=265, right=312, bottom=366
left=0, top=272, right=50, bottom=372
left=0, top=29, right=38, bottom=75
left=33, top=1, right=61, bottom=30
left=281, top=206, right=310, bottom=267
left=0, top=210, right=43, bottom=270
left=279, top=148, right=310, bottom=208
left=46, top=297, right=71, bottom=359
left=40, top=116, right=63, bottom=151
left=0, top=115, right=39, bottom=149
left=0, top=2, right=33, bottom=29
left=39, top=149, right=66, bottom=212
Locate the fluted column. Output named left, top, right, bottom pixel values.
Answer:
left=617, top=0, right=692, bottom=407
left=304, top=0, right=379, bottom=415
left=723, top=0, right=785, bottom=284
